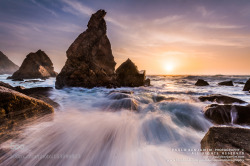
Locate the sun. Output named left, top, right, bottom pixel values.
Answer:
left=164, top=63, right=174, bottom=72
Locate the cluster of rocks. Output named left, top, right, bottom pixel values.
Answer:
left=198, top=88, right=250, bottom=165
left=195, top=78, right=250, bottom=93
left=55, top=10, right=150, bottom=89
left=1, top=10, right=150, bottom=88
left=0, top=82, right=55, bottom=136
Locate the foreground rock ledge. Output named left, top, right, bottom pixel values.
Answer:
left=0, top=86, right=54, bottom=133
left=55, top=10, right=116, bottom=89
left=8, top=50, right=57, bottom=79
left=201, top=126, right=250, bottom=165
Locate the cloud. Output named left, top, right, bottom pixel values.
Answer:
left=62, top=0, right=94, bottom=16
left=193, top=23, right=245, bottom=29
left=153, top=15, right=184, bottom=24
left=196, top=6, right=213, bottom=17
left=30, top=0, right=58, bottom=17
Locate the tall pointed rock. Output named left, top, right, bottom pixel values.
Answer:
left=55, top=9, right=116, bottom=89
left=0, top=51, right=19, bottom=74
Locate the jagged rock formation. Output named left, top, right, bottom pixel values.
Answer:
left=8, top=50, right=57, bottom=79
left=55, top=10, right=116, bottom=89
left=195, top=79, right=209, bottom=86
left=0, top=51, right=19, bottom=74
left=116, top=58, right=146, bottom=87
left=56, top=10, right=150, bottom=89
left=243, top=78, right=250, bottom=91
left=218, top=81, right=233, bottom=86
left=0, top=86, right=53, bottom=133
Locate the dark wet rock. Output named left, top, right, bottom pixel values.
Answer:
left=55, top=10, right=116, bottom=89
left=152, top=95, right=168, bottom=102
left=235, top=82, right=245, bottom=84
left=243, top=78, right=250, bottom=91
left=11, top=78, right=24, bottom=81
left=9, top=50, right=57, bottom=80
left=0, top=51, right=19, bottom=74
left=0, top=81, right=15, bottom=90
left=195, top=79, right=209, bottom=86
left=204, top=104, right=250, bottom=125
left=199, top=94, right=246, bottom=104
left=201, top=127, right=250, bottom=165
left=106, top=98, right=139, bottom=111
left=15, top=86, right=25, bottom=91
left=218, top=81, right=233, bottom=86
left=109, top=90, right=134, bottom=95
left=0, top=86, right=54, bottom=133
left=116, top=58, right=147, bottom=87
left=18, top=87, right=59, bottom=108
left=107, top=92, right=132, bottom=100
left=144, top=78, right=150, bottom=86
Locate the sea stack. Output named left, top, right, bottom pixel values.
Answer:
left=116, top=58, right=146, bottom=87
left=8, top=50, right=57, bottom=79
left=55, top=9, right=116, bottom=89
left=0, top=51, right=19, bottom=74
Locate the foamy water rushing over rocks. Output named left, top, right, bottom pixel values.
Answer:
left=0, top=74, right=249, bottom=166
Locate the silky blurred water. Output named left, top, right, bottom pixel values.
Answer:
left=0, top=74, right=249, bottom=166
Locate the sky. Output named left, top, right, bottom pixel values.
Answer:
left=0, top=0, right=250, bottom=75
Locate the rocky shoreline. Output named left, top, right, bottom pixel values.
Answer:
left=0, top=82, right=56, bottom=141
left=0, top=9, right=249, bottom=166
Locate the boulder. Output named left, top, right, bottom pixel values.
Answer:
left=195, top=79, right=209, bottom=86
left=243, top=79, right=250, bottom=91
left=8, top=50, right=57, bottom=79
left=152, top=95, right=168, bottom=102
left=0, top=86, right=53, bottom=133
left=0, top=51, right=19, bottom=74
left=201, top=127, right=250, bottom=165
left=107, top=98, right=139, bottom=111
left=204, top=104, right=250, bottom=125
left=218, top=81, right=233, bottom=86
left=55, top=10, right=116, bottom=89
left=144, top=78, right=151, bottom=86
left=116, top=58, right=146, bottom=87
left=199, top=94, right=246, bottom=104
left=107, top=92, right=132, bottom=100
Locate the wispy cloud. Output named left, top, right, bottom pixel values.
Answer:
left=62, top=0, right=126, bottom=29
left=153, top=15, right=183, bottom=24
left=193, top=23, right=245, bottom=29
left=30, top=0, right=58, bottom=17
left=196, top=6, right=213, bottom=17
left=62, top=0, right=94, bottom=16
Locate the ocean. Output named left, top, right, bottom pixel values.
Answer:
left=0, top=74, right=249, bottom=166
